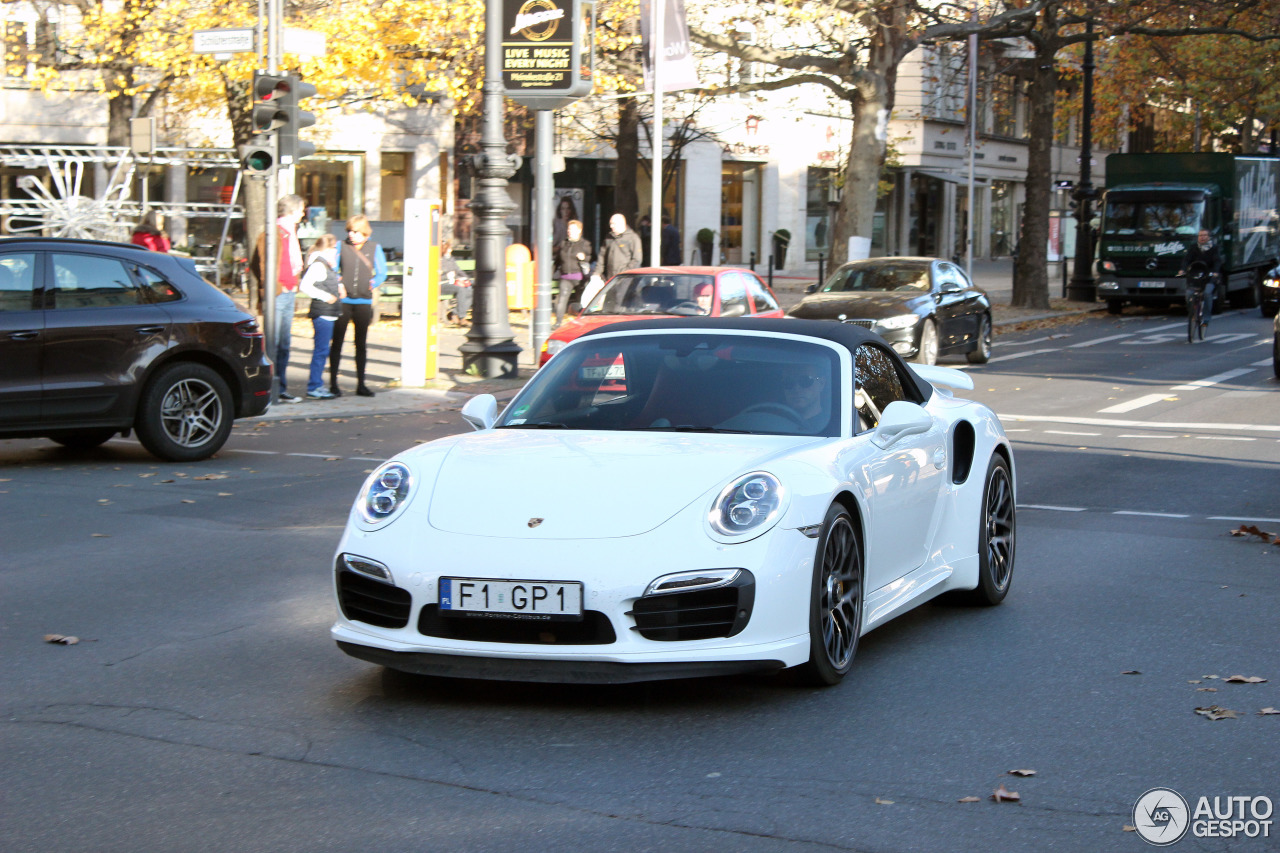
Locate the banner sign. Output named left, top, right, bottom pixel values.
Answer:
left=640, top=0, right=699, bottom=94
left=502, top=0, right=594, bottom=109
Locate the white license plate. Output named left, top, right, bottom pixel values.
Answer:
left=1138, top=281, right=1166, bottom=288
left=579, top=364, right=626, bottom=380
left=439, top=577, right=584, bottom=621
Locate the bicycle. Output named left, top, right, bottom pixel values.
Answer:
left=1184, top=263, right=1210, bottom=343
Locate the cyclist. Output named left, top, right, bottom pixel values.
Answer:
left=1181, top=229, right=1221, bottom=332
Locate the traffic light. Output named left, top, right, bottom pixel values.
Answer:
left=251, top=72, right=290, bottom=137
left=277, top=73, right=317, bottom=165
left=240, top=137, right=276, bottom=175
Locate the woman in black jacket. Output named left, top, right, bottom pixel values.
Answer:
left=554, top=219, right=594, bottom=326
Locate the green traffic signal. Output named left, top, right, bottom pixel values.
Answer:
left=240, top=140, right=276, bottom=174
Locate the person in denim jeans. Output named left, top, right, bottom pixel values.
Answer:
left=299, top=234, right=343, bottom=398
left=251, top=194, right=307, bottom=402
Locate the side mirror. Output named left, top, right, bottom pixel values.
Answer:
left=805, top=284, right=818, bottom=294
left=939, top=280, right=963, bottom=294
left=871, top=400, right=933, bottom=449
left=460, top=394, right=497, bottom=431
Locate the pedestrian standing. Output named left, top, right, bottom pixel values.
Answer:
left=553, top=219, right=593, bottom=326
left=131, top=211, right=170, bottom=253
left=330, top=214, right=386, bottom=397
left=599, top=213, right=643, bottom=281
left=660, top=215, right=681, bottom=266
left=440, top=242, right=473, bottom=327
left=299, top=233, right=343, bottom=399
left=250, top=194, right=307, bottom=404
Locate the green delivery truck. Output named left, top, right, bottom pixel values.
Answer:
left=1096, top=153, right=1279, bottom=314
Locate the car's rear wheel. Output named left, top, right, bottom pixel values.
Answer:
left=796, top=505, right=863, bottom=686
left=914, top=319, right=939, bottom=366
left=51, top=429, right=117, bottom=450
left=134, top=362, right=232, bottom=462
left=966, top=315, right=992, bottom=364
left=958, top=455, right=1015, bottom=606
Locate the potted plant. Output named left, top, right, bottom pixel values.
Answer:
left=773, top=228, right=791, bottom=269
left=696, top=228, right=715, bottom=265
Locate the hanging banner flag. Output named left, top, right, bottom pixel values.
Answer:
left=640, top=0, right=700, bottom=93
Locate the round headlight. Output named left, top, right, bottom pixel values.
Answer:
left=358, top=461, right=414, bottom=525
left=709, top=472, right=785, bottom=539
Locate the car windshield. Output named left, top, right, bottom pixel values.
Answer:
left=821, top=264, right=930, bottom=293
left=584, top=274, right=715, bottom=316
left=1103, top=199, right=1204, bottom=237
left=498, top=333, right=842, bottom=437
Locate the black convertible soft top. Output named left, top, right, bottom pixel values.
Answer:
left=578, top=317, right=933, bottom=403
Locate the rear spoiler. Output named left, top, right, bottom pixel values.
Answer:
left=908, top=363, right=974, bottom=394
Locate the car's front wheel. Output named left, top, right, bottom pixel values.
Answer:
left=966, top=315, right=992, bottom=364
left=959, top=455, right=1016, bottom=606
left=796, top=504, right=863, bottom=686
left=134, top=362, right=233, bottom=462
left=914, top=319, right=939, bottom=365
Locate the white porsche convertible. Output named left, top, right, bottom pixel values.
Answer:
left=332, top=319, right=1015, bottom=686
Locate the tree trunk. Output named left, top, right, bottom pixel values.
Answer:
left=615, top=97, right=641, bottom=223
left=106, top=78, right=134, bottom=148
left=1013, top=37, right=1058, bottom=309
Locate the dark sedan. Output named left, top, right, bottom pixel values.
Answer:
left=0, top=237, right=273, bottom=461
left=786, top=257, right=992, bottom=365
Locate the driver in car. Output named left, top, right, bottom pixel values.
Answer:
left=781, top=364, right=829, bottom=432
left=694, top=281, right=714, bottom=315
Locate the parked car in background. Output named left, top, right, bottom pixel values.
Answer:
left=786, top=257, right=993, bottom=365
left=1261, top=263, right=1279, bottom=318
left=0, top=237, right=273, bottom=461
left=540, top=267, right=785, bottom=365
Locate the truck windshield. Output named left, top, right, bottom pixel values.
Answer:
left=1103, top=200, right=1204, bottom=238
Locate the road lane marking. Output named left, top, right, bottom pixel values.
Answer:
left=1208, top=516, right=1280, bottom=524
left=1170, top=367, right=1256, bottom=391
left=1098, top=393, right=1172, bottom=414
left=1045, top=430, right=1101, bottom=436
left=1199, top=436, right=1256, bottom=441
left=1117, top=434, right=1171, bottom=439
left=1252, top=357, right=1274, bottom=367
left=287, top=452, right=337, bottom=458
left=1018, top=504, right=1086, bottom=512
left=1114, top=510, right=1190, bottom=518
left=998, top=413, right=1280, bottom=433
left=1069, top=333, right=1135, bottom=348
left=988, top=348, right=1062, bottom=363
left=232, top=449, right=280, bottom=455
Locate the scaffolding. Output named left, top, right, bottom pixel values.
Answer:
left=0, top=145, right=246, bottom=287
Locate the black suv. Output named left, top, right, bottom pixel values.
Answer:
left=0, top=237, right=273, bottom=461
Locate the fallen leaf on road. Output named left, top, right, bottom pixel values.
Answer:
left=1188, top=680, right=1201, bottom=684
left=159, top=479, right=175, bottom=484
left=875, top=797, right=894, bottom=805
left=138, top=472, right=156, bottom=478
left=1194, top=705, right=1238, bottom=721
left=1258, top=708, right=1279, bottom=716
left=1229, top=524, right=1279, bottom=544
left=97, top=499, right=111, bottom=505
left=217, top=492, right=233, bottom=497
left=991, top=784, right=1020, bottom=803
left=958, top=796, right=981, bottom=803
left=1203, top=674, right=1220, bottom=679
left=180, top=499, right=195, bottom=504
left=1008, top=769, right=1037, bottom=777
left=90, top=533, right=109, bottom=537
left=44, top=634, right=79, bottom=645
left=1224, top=675, right=1267, bottom=684
left=1123, top=825, right=1137, bottom=832
left=325, top=457, right=341, bottom=462
left=1197, top=687, right=1218, bottom=692
left=1121, top=670, right=1140, bottom=675
left=193, top=473, right=228, bottom=480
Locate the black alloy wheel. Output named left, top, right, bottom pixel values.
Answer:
left=134, top=362, right=233, bottom=462
left=959, top=455, right=1016, bottom=606
left=966, top=315, right=992, bottom=364
left=797, top=504, right=863, bottom=686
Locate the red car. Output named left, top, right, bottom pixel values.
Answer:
left=540, top=267, right=785, bottom=364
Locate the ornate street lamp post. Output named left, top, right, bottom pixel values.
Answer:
left=461, top=0, right=522, bottom=378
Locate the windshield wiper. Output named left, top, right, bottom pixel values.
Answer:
left=634, top=426, right=750, bottom=434
left=499, top=422, right=571, bottom=429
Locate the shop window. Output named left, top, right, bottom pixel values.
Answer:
left=380, top=152, right=409, bottom=221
